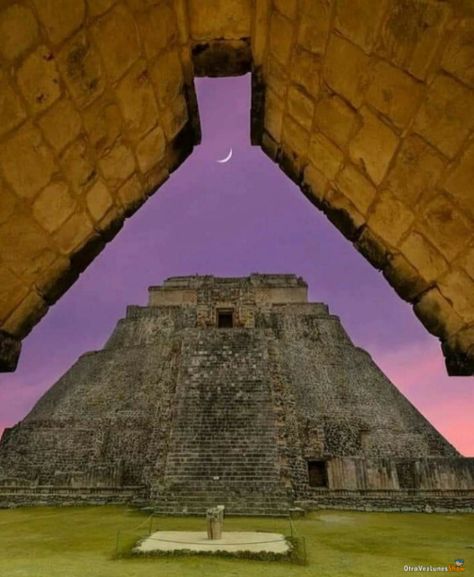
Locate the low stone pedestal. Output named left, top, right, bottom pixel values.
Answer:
left=206, top=505, right=225, bottom=540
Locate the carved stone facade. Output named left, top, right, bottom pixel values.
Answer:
left=0, top=1, right=472, bottom=375
left=0, top=275, right=472, bottom=513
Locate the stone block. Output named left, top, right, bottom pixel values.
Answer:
left=88, top=0, right=117, bottom=18
left=91, top=4, right=140, bottom=83
left=0, top=267, right=28, bottom=324
left=414, top=287, right=464, bottom=340
left=273, top=0, right=297, bottom=19
left=323, top=188, right=365, bottom=240
left=53, top=211, right=94, bottom=254
left=2, top=290, right=48, bottom=339
left=441, top=19, right=474, bottom=88
left=174, top=0, right=189, bottom=44
left=0, top=186, right=17, bottom=225
left=366, top=59, right=424, bottom=128
left=303, top=164, right=328, bottom=203
left=309, top=132, right=343, bottom=180
left=33, top=181, right=76, bottom=233
left=58, top=32, right=104, bottom=108
left=377, top=0, right=450, bottom=80
left=314, top=94, right=360, bottom=149
left=324, top=34, right=370, bottom=108
left=290, top=47, right=320, bottom=98
left=188, top=0, right=251, bottom=40
left=0, top=70, right=26, bottom=137
left=356, top=227, right=389, bottom=270
left=82, top=95, right=124, bottom=155
left=86, top=180, right=114, bottom=222
left=368, top=191, right=414, bottom=247
left=136, top=126, right=166, bottom=173
left=60, top=139, right=96, bottom=193
left=281, top=116, right=309, bottom=158
left=334, top=0, right=388, bottom=52
left=336, top=164, right=376, bottom=216
left=287, top=86, right=314, bottom=130
left=418, top=194, right=472, bottom=260
left=117, top=174, right=146, bottom=214
left=413, top=74, right=473, bottom=158
left=266, top=57, right=289, bottom=98
left=349, top=108, right=399, bottom=185
left=17, top=46, right=61, bottom=114
left=31, top=0, right=85, bottom=45
left=137, top=1, right=178, bottom=60
left=38, top=99, right=82, bottom=153
left=438, top=269, right=474, bottom=323
left=0, top=123, right=56, bottom=199
left=443, top=142, right=474, bottom=220
left=264, top=89, right=284, bottom=142
left=0, top=4, right=38, bottom=61
left=150, top=50, right=184, bottom=106
left=161, top=95, right=188, bottom=141
left=269, top=12, right=293, bottom=65
left=99, top=140, right=136, bottom=189
left=400, top=230, right=449, bottom=283
left=116, top=60, right=160, bottom=140
left=385, top=135, right=445, bottom=207
left=459, top=243, right=474, bottom=280
left=297, top=0, right=331, bottom=54
left=383, top=253, right=428, bottom=302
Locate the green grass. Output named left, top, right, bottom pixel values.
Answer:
left=0, top=506, right=472, bottom=577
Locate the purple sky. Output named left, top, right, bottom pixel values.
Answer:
left=0, top=76, right=472, bottom=454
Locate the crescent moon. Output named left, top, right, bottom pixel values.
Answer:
left=217, top=148, right=233, bottom=164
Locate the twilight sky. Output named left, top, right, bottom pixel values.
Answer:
left=0, top=75, right=472, bottom=454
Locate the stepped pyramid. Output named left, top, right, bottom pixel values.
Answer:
left=0, top=275, right=472, bottom=514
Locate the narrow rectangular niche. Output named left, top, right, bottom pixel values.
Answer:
left=217, top=309, right=234, bottom=328
left=307, top=460, right=328, bottom=488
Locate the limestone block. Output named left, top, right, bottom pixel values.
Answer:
left=31, top=0, right=85, bottom=45
left=136, top=127, right=166, bottom=174
left=53, top=211, right=94, bottom=254
left=86, top=180, right=114, bottom=222
left=419, top=194, right=472, bottom=260
left=0, top=70, right=26, bottom=137
left=116, top=61, right=160, bottom=140
left=161, top=95, right=188, bottom=141
left=88, top=0, right=117, bottom=18
left=282, top=116, right=309, bottom=158
left=324, top=188, right=365, bottom=238
left=459, top=243, right=474, bottom=280
left=0, top=186, right=17, bottom=225
left=33, top=181, right=76, bottom=233
left=336, top=164, right=376, bottom=216
left=383, top=253, right=428, bottom=302
left=251, top=0, right=270, bottom=66
left=368, top=192, right=414, bottom=247
left=366, top=60, right=424, bottom=128
left=117, top=174, right=145, bottom=212
left=385, top=135, right=445, bottom=207
left=303, top=164, right=328, bottom=202
left=414, top=287, right=464, bottom=340
left=0, top=123, right=56, bottom=199
left=309, top=133, right=343, bottom=180
left=413, top=74, right=474, bottom=158
left=188, top=0, right=251, bottom=40
left=334, top=0, right=388, bottom=53
left=297, top=0, right=331, bottom=54
left=34, top=254, right=74, bottom=303
left=0, top=267, right=28, bottom=324
left=82, top=95, right=123, bottom=155
left=443, top=143, right=474, bottom=219
left=290, top=48, right=320, bottom=98
left=376, top=0, right=450, bottom=80
left=349, top=108, right=399, bottom=185
left=324, top=35, right=370, bottom=108
left=400, top=230, right=449, bottom=283
left=441, top=20, right=474, bottom=88
left=2, top=289, right=47, bottom=338
left=58, top=32, right=104, bottom=108
left=264, top=89, right=284, bottom=141
left=273, top=0, right=296, bottom=20
left=60, top=139, right=96, bottom=193
left=150, top=50, right=184, bottom=106
left=314, top=94, right=360, bottom=149
left=269, top=12, right=293, bottom=65
left=174, top=0, right=189, bottom=44
left=438, top=269, right=474, bottom=323
left=137, top=2, right=178, bottom=60
left=17, top=46, right=61, bottom=114
left=91, top=4, right=140, bottom=83
left=99, top=140, right=136, bottom=189
left=287, top=86, right=314, bottom=130
left=38, top=99, right=82, bottom=153
left=0, top=4, right=38, bottom=61
left=266, top=57, right=289, bottom=98
left=356, top=227, right=388, bottom=270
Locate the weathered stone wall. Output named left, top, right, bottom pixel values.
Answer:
left=0, top=2, right=472, bottom=375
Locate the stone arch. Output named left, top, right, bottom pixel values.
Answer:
left=0, top=0, right=473, bottom=375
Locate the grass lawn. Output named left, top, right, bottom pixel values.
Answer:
left=0, top=506, right=472, bottom=577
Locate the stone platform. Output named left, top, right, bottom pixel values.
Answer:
left=134, top=530, right=290, bottom=556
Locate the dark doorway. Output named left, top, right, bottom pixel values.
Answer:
left=307, top=460, right=328, bottom=488
left=217, top=310, right=234, bottom=328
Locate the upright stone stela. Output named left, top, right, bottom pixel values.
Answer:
left=0, top=275, right=472, bottom=513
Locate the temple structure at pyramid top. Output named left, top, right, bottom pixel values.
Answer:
left=0, top=275, right=472, bottom=513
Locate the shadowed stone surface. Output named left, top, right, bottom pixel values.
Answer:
left=0, top=275, right=472, bottom=513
